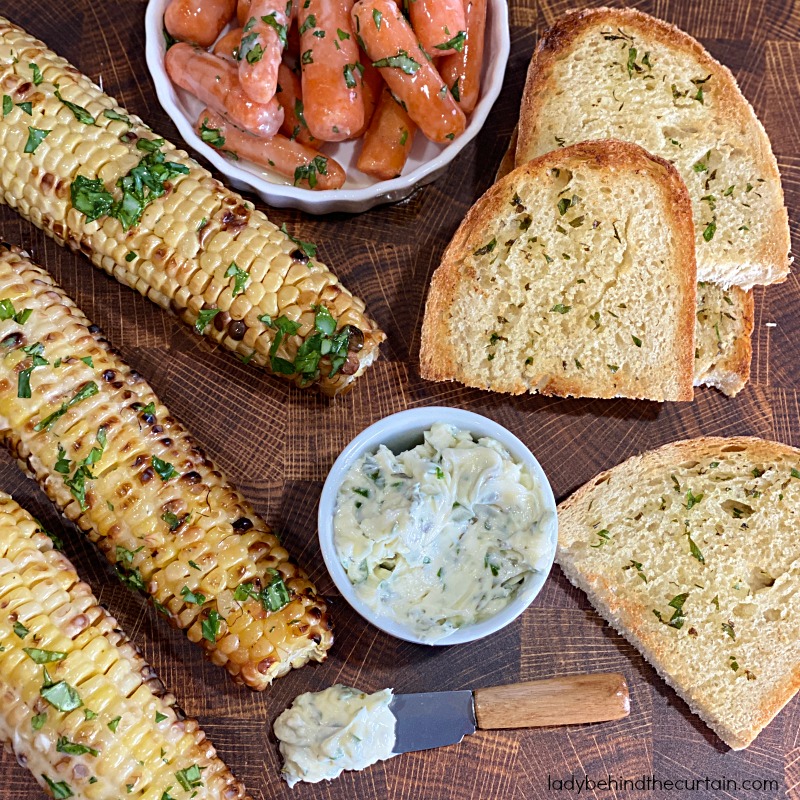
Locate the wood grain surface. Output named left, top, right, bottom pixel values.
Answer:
left=0, top=1, right=798, bottom=798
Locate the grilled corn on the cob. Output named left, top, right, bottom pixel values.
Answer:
left=0, top=244, right=332, bottom=690
left=0, top=16, right=384, bottom=397
left=0, top=491, right=251, bottom=800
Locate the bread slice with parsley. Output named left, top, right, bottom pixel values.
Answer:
left=557, top=437, right=800, bottom=749
left=516, top=7, right=791, bottom=290
left=694, top=282, right=753, bottom=396
left=497, top=130, right=753, bottom=398
left=420, top=140, right=696, bottom=401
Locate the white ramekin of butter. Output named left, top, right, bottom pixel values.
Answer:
left=318, top=407, right=558, bottom=645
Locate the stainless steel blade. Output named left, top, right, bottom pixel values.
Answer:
left=390, top=690, right=476, bottom=754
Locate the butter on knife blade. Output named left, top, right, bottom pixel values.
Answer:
left=274, top=675, right=629, bottom=786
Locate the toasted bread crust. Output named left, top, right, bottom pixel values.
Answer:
left=420, top=139, right=696, bottom=401
left=516, top=7, right=791, bottom=288
left=558, top=436, right=800, bottom=749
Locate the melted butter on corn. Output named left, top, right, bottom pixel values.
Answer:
left=0, top=492, right=251, bottom=799
left=0, top=17, right=384, bottom=396
left=0, top=244, right=332, bottom=690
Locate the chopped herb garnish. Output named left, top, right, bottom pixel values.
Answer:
left=70, top=175, right=113, bottom=222
left=722, top=621, right=736, bottom=640
left=23, top=647, right=67, bottom=664
left=687, top=532, right=705, bottom=564
left=156, top=711, right=168, bottom=723
left=623, top=560, right=647, bottom=582
left=343, top=63, right=359, bottom=88
left=13, top=621, right=29, bottom=638
left=32, top=713, right=47, bottom=730
left=202, top=609, right=221, bottom=643
left=372, top=50, right=421, bottom=75
left=24, top=127, right=51, bottom=154
left=1, top=95, right=10, bottom=115
left=293, top=154, right=328, bottom=188
left=34, top=382, right=99, bottom=431
left=435, top=31, right=466, bottom=51
left=175, top=765, right=204, bottom=791
left=54, top=88, right=95, bottom=124
left=685, top=489, right=703, bottom=509
left=225, top=261, right=249, bottom=297
left=608, top=364, right=619, bottom=373
left=632, top=334, right=642, bottom=347
left=337, top=27, right=350, bottom=40
left=42, top=777, right=73, bottom=799
left=590, top=529, right=611, bottom=548
left=280, top=223, right=317, bottom=259
left=299, top=14, right=317, bottom=35
left=702, top=220, right=716, bottom=241
left=195, top=308, right=220, bottom=334
left=161, top=511, right=189, bottom=531
left=550, top=304, right=571, bottom=314
left=152, top=456, right=178, bottom=481
left=57, top=737, right=99, bottom=757
left=180, top=585, right=206, bottom=605
left=108, top=716, right=121, bottom=733
left=40, top=670, right=82, bottom=712
left=199, top=118, right=225, bottom=148
left=29, top=63, right=44, bottom=85
left=473, top=238, right=497, bottom=256
left=104, top=109, right=131, bottom=125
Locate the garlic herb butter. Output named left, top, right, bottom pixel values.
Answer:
left=333, top=423, right=553, bottom=642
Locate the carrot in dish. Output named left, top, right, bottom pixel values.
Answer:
left=357, top=86, right=416, bottom=179
left=197, top=108, right=344, bottom=187
left=165, top=0, right=237, bottom=47
left=0, top=492, right=252, bottom=799
left=351, top=59, right=384, bottom=138
left=277, top=62, right=323, bottom=148
left=238, top=1, right=291, bottom=103
left=0, top=244, right=336, bottom=690
left=166, top=43, right=284, bottom=137
left=298, top=0, right=365, bottom=141
left=213, top=25, right=245, bottom=60
left=351, top=0, right=466, bottom=143
left=439, top=0, right=487, bottom=114
left=237, top=0, right=252, bottom=25
left=407, top=0, right=466, bottom=56
left=0, top=15, right=384, bottom=395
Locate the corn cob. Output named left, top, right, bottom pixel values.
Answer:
left=0, top=244, right=332, bottom=690
left=0, top=16, right=384, bottom=397
left=0, top=491, right=251, bottom=800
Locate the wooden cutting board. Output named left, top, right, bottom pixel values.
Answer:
left=0, top=1, right=798, bottom=798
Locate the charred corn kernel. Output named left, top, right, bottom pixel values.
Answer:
left=0, top=17, right=384, bottom=396
left=0, top=492, right=251, bottom=800
left=0, top=244, right=333, bottom=690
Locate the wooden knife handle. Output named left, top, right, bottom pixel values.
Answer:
left=473, top=673, right=630, bottom=730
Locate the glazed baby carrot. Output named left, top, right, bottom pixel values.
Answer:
left=166, top=43, right=284, bottom=137
left=277, top=62, right=323, bottom=148
left=165, top=0, right=237, bottom=47
left=238, top=0, right=291, bottom=103
left=357, top=85, right=417, bottom=179
left=298, top=0, right=365, bottom=141
left=439, top=0, right=486, bottom=114
left=196, top=108, right=345, bottom=188
left=352, top=0, right=465, bottom=143
left=213, top=25, right=244, bottom=60
left=351, top=59, right=383, bottom=138
left=408, top=0, right=466, bottom=56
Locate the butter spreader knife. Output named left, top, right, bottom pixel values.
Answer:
left=390, top=673, right=630, bottom=754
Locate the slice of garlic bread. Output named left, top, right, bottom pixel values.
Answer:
left=557, top=437, right=800, bottom=749
left=498, top=133, right=753, bottom=398
left=516, top=7, right=790, bottom=290
left=694, top=282, right=753, bottom=396
left=420, top=140, right=696, bottom=401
